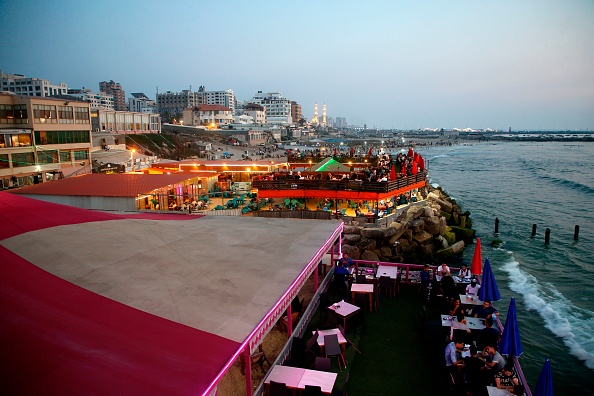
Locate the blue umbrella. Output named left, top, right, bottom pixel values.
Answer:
left=478, top=258, right=501, bottom=302
left=533, top=359, right=554, bottom=396
left=498, top=297, right=523, bottom=357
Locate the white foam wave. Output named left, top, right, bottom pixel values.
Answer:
left=501, top=255, right=594, bottom=369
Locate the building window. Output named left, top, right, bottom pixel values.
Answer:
left=35, top=130, right=90, bottom=145
left=0, top=104, right=14, bottom=124
left=37, top=149, right=59, bottom=164
left=11, top=152, right=35, bottom=167
left=73, top=150, right=88, bottom=160
left=0, top=154, right=9, bottom=169
left=58, top=106, right=74, bottom=124
left=75, top=107, right=90, bottom=123
left=59, top=151, right=71, bottom=162
left=33, top=104, right=57, bottom=123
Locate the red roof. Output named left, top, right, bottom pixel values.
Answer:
left=9, top=173, right=196, bottom=197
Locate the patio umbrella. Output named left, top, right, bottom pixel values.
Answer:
left=333, top=147, right=338, bottom=156
left=350, top=146, right=355, bottom=157
left=478, top=258, right=501, bottom=302
left=470, top=238, right=483, bottom=275
left=498, top=297, right=523, bottom=357
left=367, top=147, right=373, bottom=156
left=390, top=164, right=396, bottom=180
left=411, top=163, right=418, bottom=174
left=418, top=156, right=425, bottom=170
left=407, top=147, right=413, bottom=157
left=533, top=359, right=553, bottom=396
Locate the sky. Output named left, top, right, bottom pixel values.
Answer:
left=1, top=0, right=593, bottom=130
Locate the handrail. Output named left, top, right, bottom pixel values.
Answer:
left=252, top=171, right=427, bottom=193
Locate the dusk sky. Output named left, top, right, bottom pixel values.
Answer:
left=1, top=0, right=593, bottom=130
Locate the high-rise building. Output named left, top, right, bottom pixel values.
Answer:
left=291, top=101, right=302, bottom=125
left=1, top=70, right=68, bottom=97
left=99, top=80, right=126, bottom=111
left=203, top=89, right=235, bottom=114
left=67, top=88, right=114, bottom=109
left=128, top=93, right=157, bottom=113
left=156, top=90, right=198, bottom=118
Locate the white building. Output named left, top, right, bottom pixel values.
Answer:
left=128, top=93, right=157, bottom=114
left=242, top=103, right=267, bottom=124
left=251, top=91, right=292, bottom=125
left=1, top=70, right=68, bottom=97
left=67, top=88, right=114, bottom=109
left=182, top=104, right=233, bottom=127
left=204, top=90, right=235, bottom=114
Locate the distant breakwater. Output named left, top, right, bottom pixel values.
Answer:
left=341, top=186, right=476, bottom=265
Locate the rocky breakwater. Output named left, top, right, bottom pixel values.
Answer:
left=342, top=187, right=476, bottom=264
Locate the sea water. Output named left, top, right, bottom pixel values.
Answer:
left=421, top=141, right=594, bottom=394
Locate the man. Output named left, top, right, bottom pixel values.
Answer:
left=445, top=338, right=465, bottom=381
left=494, top=362, right=520, bottom=392
left=481, top=345, right=506, bottom=373
left=420, top=264, right=432, bottom=286
left=474, top=300, right=499, bottom=319
left=463, top=345, right=489, bottom=394
left=333, top=262, right=350, bottom=295
left=438, top=262, right=451, bottom=278
left=465, top=279, right=481, bottom=296
left=458, top=264, right=470, bottom=279
left=477, top=317, right=501, bottom=350
left=338, top=253, right=354, bottom=267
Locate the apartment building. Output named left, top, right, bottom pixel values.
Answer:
left=1, top=70, right=68, bottom=97
left=99, top=80, right=126, bottom=111
left=291, top=101, right=303, bottom=124
left=242, top=103, right=267, bottom=124
left=157, top=90, right=199, bottom=117
left=251, top=91, right=293, bottom=125
left=128, top=93, right=157, bottom=113
left=203, top=89, right=236, bottom=114
left=0, top=93, right=93, bottom=189
left=182, top=104, right=233, bottom=127
left=66, top=88, right=115, bottom=109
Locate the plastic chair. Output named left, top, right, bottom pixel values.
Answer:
left=303, top=385, right=323, bottom=396
left=378, top=276, right=393, bottom=298
left=269, top=380, right=289, bottom=396
left=314, top=357, right=332, bottom=372
left=338, top=324, right=361, bottom=354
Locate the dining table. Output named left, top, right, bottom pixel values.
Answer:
left=264, top=365, right=337, bottom=395
left=440, top=314, right=486, bottom=330
left=350, top=283, right=374, bottom=312
left=328, top=301, right=361, bottom=332
left=459, top=293, right=484, bottom=306
left=316, top=328, right=347, bottom=355
left=486, top=385, right=514, bottom=395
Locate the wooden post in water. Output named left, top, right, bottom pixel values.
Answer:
left=532, top=224, right=537, bottom=236
left=495, top=217, right=499, bottom=233
left=545, top=228, right=550, bottom=244
left=574, top=225, right=580, bottom=241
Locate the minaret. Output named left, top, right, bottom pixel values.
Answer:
left=311, top=103, right=319, bottom=124
left=322, top=103, right=327, bottom=126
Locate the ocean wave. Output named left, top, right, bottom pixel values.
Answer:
left=518, top=158, right=594, bottom=195
left=501, top=256, right=594, bottom=370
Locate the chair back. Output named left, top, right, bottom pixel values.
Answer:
left=303, top=384, right=323, bottom=396
left=379, top=275, right=391, bottom=287
left=306, top=331, right=319, bottom=352
left=324, top=334, right=341, bottom=356
left=356, top=274, right=367, bottom=284
left=269, top=380, right=288, bottom=396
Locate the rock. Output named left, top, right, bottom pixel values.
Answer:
left=343, top=234, right=362, bottom=244
left=409, top=218, right=425, bottom=233
left=428, top=192, right=453, bottom=213
left=452, top=211, right=459, bottom=225
left=361, top=250, right=379, bottom=262
left=380, top=246, right=393, bottom=257
left=450, top=240, right=465, bottom=254
left=424, top=216, right=441, bottom=235
left=412, top=230, right=433, bottom=246
left=341, top=245, right=360, bottom=259
left=360, top=226, right=397, bottom=239
left=424, top=206, right=435, bottom=218
left=343, top=225, right=361, bottom=235
left=460, top=216, right=467, bottom=228
left=387, top=222, right=409, bottom=243
left=419, top=242, right=435, bottom=255
left=449, top=226, right=476, bottom=242
left=439, top=217, right=447, bottom=235
left=435, top=235, right=449, bottom=249
left=443, top=230, right=457, bottom=245
left=356, top=238, right=376, bottom=252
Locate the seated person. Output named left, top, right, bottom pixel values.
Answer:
left=458, top=264, right=470, bottom=279
left=333, top=262, right=350, bottom=292
left=450, top=313, right=471, bottom=342
left=481, top=345, right=506, bottom=373
left=444, top=338, right=465, bottom=380
left=474, top=300, right=499, bottom=319
left=338, top=252, right=354, bottom=267
left=494, top=363, right=519, bottom=392
left=463, top=345, right=489, bottom=393
left=437, top=262, right=451, bottom=278
left=449, top=299, right=466, bottom=317
left=465, top=279, right=481, bottom=296
left=477, top=317, right=501, bottom=350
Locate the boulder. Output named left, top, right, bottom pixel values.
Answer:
left=428, top=192, right=453, bottom=213
left=341, top=245, right=360, bottom=260
left=424, top=216, right=441, bottom=235
left=439, top=217, right=447, bottom=235
left=450, top=240, right=465, bottom=254
left=343, top=225, right=361, bottom=235
left=356, top=238, right=376, bottom=252
left=409, top=218, right=425, bottom=233
left=412, top=230, right=433, bottom=246
left=435, top=235, right=449, bottom=249
left=443, top=230, right=457, bottom=245
left=343, top=234, right=362, bottom=244
left=361, top=250, right=380, bottom=262
left=449, top=226, right=476, bottom=242
left=360, top=226, right=397, bottom=239
left=419, top=242, right=435, bottom=255
left=388, top=222, right=409, bottom=242
left=380, top=246, right=393, bottom=258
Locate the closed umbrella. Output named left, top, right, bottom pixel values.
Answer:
left=470, top=238, right=483, bottom=275
left=533, top=359, right=553, bottom=396
left=418, top=156, right=425, bottom=170
left=390, top=164, right=396, bottom=180
left=407, top=147, right=414, bottom=157
left=333, top=147, right=338, bottom=156
left=498, top=297, right=523, bottom=357
left=478, top=258, right=501, bottom=302
left=350, top=146, right=355, bottom=157
left=367, top=147, right=373, bottom=156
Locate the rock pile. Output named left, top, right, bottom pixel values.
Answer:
left=342, top=187, right=476, bottom=264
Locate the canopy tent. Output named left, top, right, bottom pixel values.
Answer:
left=307, top=157, right=351, bottom=173
left=0, top=192, right=343, bottom=395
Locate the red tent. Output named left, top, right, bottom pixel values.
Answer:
left=471, top=238, right=483, bottom=275
left=390, top=164, right=397, bottom=180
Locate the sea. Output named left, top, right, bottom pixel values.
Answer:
left=420, top=141, right=594, bottom=395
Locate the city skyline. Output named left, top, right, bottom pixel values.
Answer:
left=1, top=0, right=593, bottom=130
